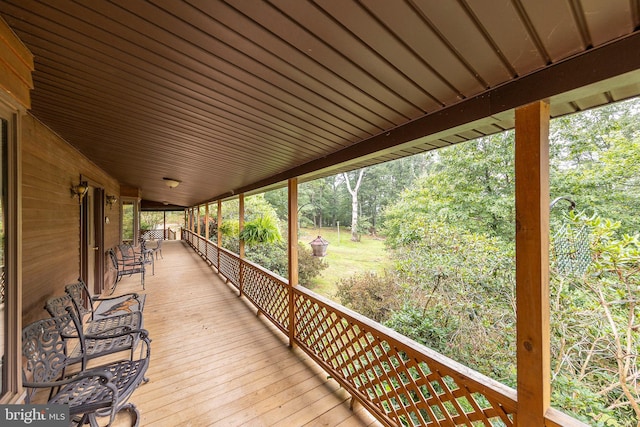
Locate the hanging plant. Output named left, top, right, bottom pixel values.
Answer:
left=239, top=215, right=282, bottom=245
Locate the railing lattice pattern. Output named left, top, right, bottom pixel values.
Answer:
left=293, top=291, right=515, bottom=427
left=242, top=263, right=289, bottom=332
left=141, top=229, right=165, bottom=240
left=219, top=250, right=240, bottom=288
left=205, top=243, right=219, bottom=268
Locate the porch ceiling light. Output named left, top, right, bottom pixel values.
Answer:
left=163, top=177, right=181, bottom=188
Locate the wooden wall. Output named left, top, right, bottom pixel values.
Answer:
left=0, top=17, right=33, bottom=110
left=21, top=114, right=121, bottom=325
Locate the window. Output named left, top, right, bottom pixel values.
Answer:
left=0, top=116, right=6, bottom=395
left=121, top=198, right=139, bottom=243
left=0, top=99, right=19, bottom=403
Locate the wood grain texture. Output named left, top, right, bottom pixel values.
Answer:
left=105, top=240, right=380, bottom=427
left=21, top=113, right=120, bottom=326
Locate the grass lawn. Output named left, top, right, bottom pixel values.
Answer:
left=298, top=226, right=392, bottom=299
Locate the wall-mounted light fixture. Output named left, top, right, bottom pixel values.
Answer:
left=106, top=195, right=118, bottom=208
left=163, top=177, right=181, bottom=188
left=70, top=182, right=89, bottom=200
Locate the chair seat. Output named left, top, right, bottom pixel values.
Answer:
left=68, top=313, right=143, bottom=361
left=51, top=358, right=149, bottom=418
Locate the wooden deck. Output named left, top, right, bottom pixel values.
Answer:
left=110, top=240, right=381, bottom=427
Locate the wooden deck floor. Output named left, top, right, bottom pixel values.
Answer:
left=109, top=240, right=381, bottom=427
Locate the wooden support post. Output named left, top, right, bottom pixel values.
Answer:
left=515, top=100, right=551, bottom=426
left=239, top=194, right=245, bottom=258
left=205, top=203, right=210, bottom=241
left=196, top=205, right=201, bottom=237
left=239, top=193, right=245, bottom=296
left=217, top=200, right=222, bottom=267
left=288, top=178, right=298, bottom=347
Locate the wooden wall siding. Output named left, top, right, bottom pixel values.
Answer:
left=0, top=17, right=33, bottom=109
left=21, top=113, right=120, bottom=325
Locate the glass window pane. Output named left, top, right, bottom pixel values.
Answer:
left=122, top=201, right=134, bottom=242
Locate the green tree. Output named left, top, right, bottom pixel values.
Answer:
left=383, top=132, right=515, bottom=246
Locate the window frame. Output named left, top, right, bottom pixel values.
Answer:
left=0, top=95, right=23, bottom=404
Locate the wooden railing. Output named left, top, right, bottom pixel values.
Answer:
left=182, top=230, right=583, bottom=426
left=141, top=229, right=166, bottom=241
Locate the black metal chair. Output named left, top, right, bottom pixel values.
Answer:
left=45, top=293, right=143, bottom=368
left=22, top=312, right=150, bottom=426
left=64, top=280, right=145, bottom=323
left=108, top=248, right=145, bottom=294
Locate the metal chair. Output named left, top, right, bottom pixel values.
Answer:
left=22, top=312, right=150, bottom=426
left=108, top=248, right=145, bottom=294
left=151, top=238, right=163, bottom=260
left=45, top=293, right=143, bottom=367
left=64, top=280, right=145, bottom=323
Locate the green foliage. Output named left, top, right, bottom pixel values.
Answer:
left=239, top=215, right=282, bottom=245
left=297, top=242, right=329, bottom=285
left=550, top=212, right=640, bottom=424
left=385, top=304, right=459, bottom=353
left=382, top=132, right=516, bottom=247
left=386, top=220, right=517, bottom=384
left=140, top=211, right=163, bottom=231
left=244, top=241, right=328, bottom=286
left=336, top=271, right=401, bottom=322
left=246, top=242, right=288, bottom=277
left=550, top=99, right=640, bottom=235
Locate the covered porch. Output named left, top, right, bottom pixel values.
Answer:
left=0, top=1, right=639, bottom=425
left=107, top=240, right=380, bottom=426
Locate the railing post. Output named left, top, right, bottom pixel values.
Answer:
left=217, top=200, right=222, bottom=269
left=239, top=193, right=245, bottom=297
left=288, top=178, right=298, bottom=347
left=515, top=100, right=550, bottom=426
left=196, top=204, right=201, bottom=237
left=205, top=203, right=210, bottom=241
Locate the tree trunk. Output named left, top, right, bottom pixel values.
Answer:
left=343, top=170, right=365, bottom=242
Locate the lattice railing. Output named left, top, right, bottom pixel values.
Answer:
left=205, top=242, right=219, bottom=269
left=293, top=288, right=517, bottom=426
left=219, top=249, right=240, bottom=288
left=242, top=261, right=289, bottom=333
left=197, top=236, right=207, bottom=255
left=141, top=229, right=165, bottom=240
left=181, top=230, right=524, bottom=427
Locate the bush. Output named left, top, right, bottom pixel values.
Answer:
left=336, top=271, right=401, bottom=323
left=245, top=241, right=328, bottom=285
left=298, top=242, right=328, bottom=285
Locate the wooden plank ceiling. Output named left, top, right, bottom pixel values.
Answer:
left=1, top=0, right=639, bottom=207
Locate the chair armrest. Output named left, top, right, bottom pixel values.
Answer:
left=84, top=328, right=149, bottom=341
left=91, top=292, right=142, bottom=303
left=23, top=369, right=113, bottom=389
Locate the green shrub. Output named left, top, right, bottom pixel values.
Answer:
left=336, top=271, right=401, bottom=322
left=298, top=242, right=328, bottom=285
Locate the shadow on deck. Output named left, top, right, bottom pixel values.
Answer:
left=112, top=240, right=380, bottom=426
